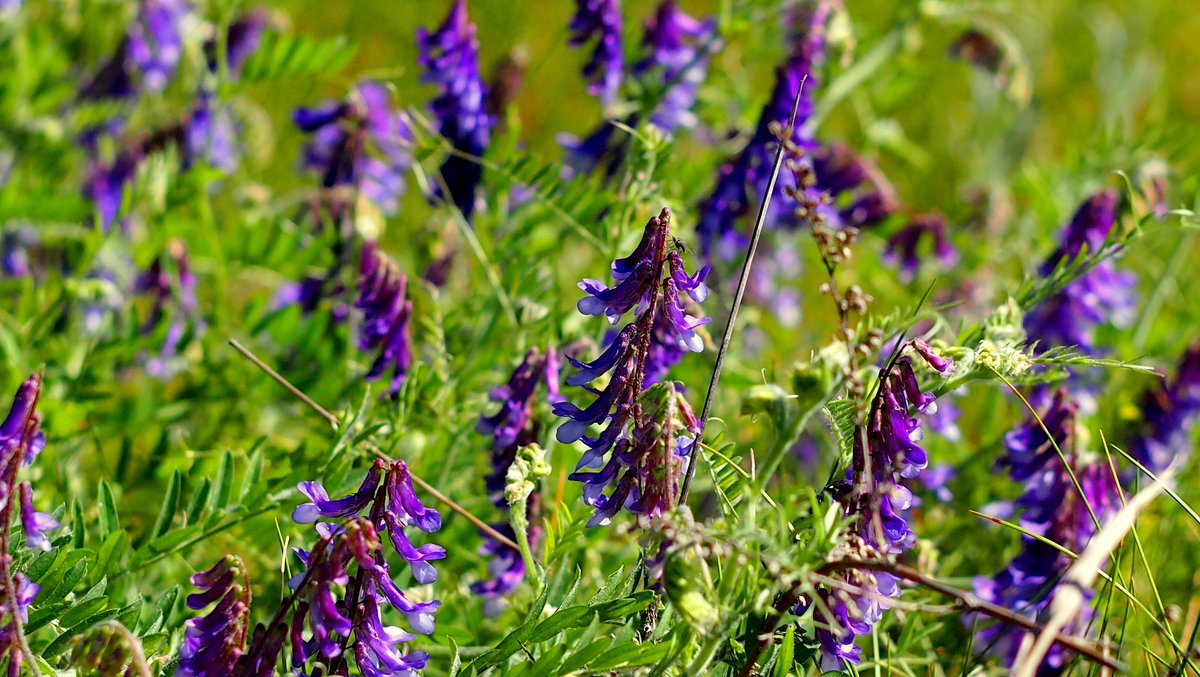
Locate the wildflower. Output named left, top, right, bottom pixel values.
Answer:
left=134, top=242, right=204, bottom=378
left=1025, top=189, right=1134, bottom=355
left=185, top=95, right=239, bottom=173
left=882, top=213, right=958, bottom=282
left=635, top=1, right=717, bottom=132
left=1127, top=343, right=1200, bottom=474
left=417, top=0, right=494, bottom=220
left=696, top=1, right=837, bottom=259
left=177, top=556, right=252, bottom=677
left=287, top=461, right=442, bottom=675
left=808, top=341, right=954, bottom=668
left=128, top=0, right=189, bottom=92
left=556, top=208, right=708, bottom=524
left=568, top=0, right=624, bottom=108
left=1, top=230, right=32, bottom=278
left=205, top=8, right=267, bottom=76
left=472, top=349, right=559, bottom=611
left=356, top=243, right=415, bottom=398
left=294, top=82, right=414, bottom=215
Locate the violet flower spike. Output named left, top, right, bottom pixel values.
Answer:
left=417, top=0, right=494, bottom=220
left=568, top=0, right=624, bottom=108
left=556, top=208, right=708, bottom=525
left=635, top=1, right=717, bottom=133
left=127, top=0, right=190, bottom=92
left=177, top=556, right=251, bottom=677
left=807, top=340, right=954, bottom=668
left=1127, top=342, right=1200, bottom=474
left=882, top=213, right=958, bottom=282
left=356, top=243, right=415, bottom=398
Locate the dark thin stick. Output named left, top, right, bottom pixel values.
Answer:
left=736, top=558, right=1122, bottom=676
left=227, top=339, right=522, bottom=552
left=678, top=77, right=808, bottom=505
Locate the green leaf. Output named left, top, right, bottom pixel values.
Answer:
left=42, top=609, right=123, bottom=658
left=209, top=450, right=234, bottom=513
left=240, top=449, right=264, bottom=501
left=38, top=556, right=89, bottom=604
left=151, top=470, right=182, bottom=539
left=559, top=637, right=613, bottom=674
left=529, top=607, right=595, bottom=643
left=92, top=529, right=127, bottom=584
left=772, top=625, right=795, bottom=677
left=239, top=32, right=357, bottom=83
left=185, top=477, right=211, bottom=525
left=57, top=595, right=110, bottom=628
left=97, top=480, right=119, bottom=539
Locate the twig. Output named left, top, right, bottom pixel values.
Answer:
left=227, top=339, right=522, bottom=553
left=678, top=77, right=808, bottom=505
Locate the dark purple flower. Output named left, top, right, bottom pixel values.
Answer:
left=356, top=243, right=414, bottom=398
left=635, top=1, right=716, bottom=132
left=998, top=388, right=1076, bottom=483
left=882, top=213, right=958, bottom=282
left=557, top=209, right=708, bottom=525
left=133, top=243, right=204, bottom=378
left=83, top=150, right=140, bottom=231
left=1127, top=343, right=1200, bottom=474
left=568, top=0, right=624, bottom=107
left=417, top=0, right=494, bottom=220
left=808, top=341, right=954, bottom=668
left=178, top=556, right=251, bottom=677
left=295, top=82, right=414, bottom=216
left=206, top=8, right=267, bottom=76
left=1040, top=189, right=1119, bottom=275
left=1, top=230, right=32, bottom=278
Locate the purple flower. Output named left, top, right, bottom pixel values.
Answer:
left=133, top=243, right=204, bottom=378
left=356, top=243, right=414, bottom=398
left=185, top=95, right=239, bottom=173
left=998, top=388, right=1076, bottom=483
left=18, top=482, right=57, bottom=552
left=178, top=556, right=251, bottom=677
left=557, top=208, right=708, bottom=524
left=206, top=8, right=267, bottom=76
left=1025, top=190, right=1134, bottom=355
left=882, top=213, right=958, bottom=282
left=696, top=1, right=835, bottom=258
left=127, top=0, right=190, bottom=92
left=1127, top=343, right=1200, bottom=474
left=472, top=348, right=561, bottom=609
left=635, top=1, right=717, bottom=132
left=568, top=0, right=624, bottom=107
left=83, top=150, right=140, bottom=231
left=295, top=82, right=414, bottom=216
left=808, top=341, right=954, bottom=668
left=1, top=230, right=33, bottom=278
left=417, top=0, right=494, bottom=220
left=286, top=463, right=442, bottom=676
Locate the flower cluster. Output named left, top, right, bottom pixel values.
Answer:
left=133, top=241, right=203, bottom=378
left=696, top=0, right=838, bottom=259
left=177, top=556, right=252, bottom=677
left=1024, top=189, right=1135, bottom=354
left=78, top=0, right=190, bottom=102
left=555, top=207, right=708, bottom=525
left=294, top=82, right=415, bottom=215
left=289, top=459, right=443, bottom=674
left=560, top=1, right=716, bottom=179
left=417, top=0, right=494, bottom=220
left=810, top=341, right=954, bottom=668
left=882, top=212, right=959, bottom=282
left=472, top=348, right=560, bottom=612
left=1127, top=343, right=1200, bottom=474
left=634, top=1, right=717, bottom=133
left=568, top=0, right=624, bottom=108
left=973, top=389, right=1121, bottom=673
left=1, top=374, right=57, bottom=674
left=356, top=243, right=415, bottom=398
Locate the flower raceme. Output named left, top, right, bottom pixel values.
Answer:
left=1, top=374, right=59, bottom=675
left=555, top=207, right=708, bottom=525
left=417, top=0, right=494, bottom=220
left=472, top=348, right=560, bottom=611
left=809, top=340, right=954, bottom=668
left=568, top=0, right=624, bottom=108
left=294, top=82, right=415, bottom=216
left=357, top=243, right=416, bottom=398
left=177, top=556, right=252, bottom=677
left=1127, top=342, right=1200, bottom=474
